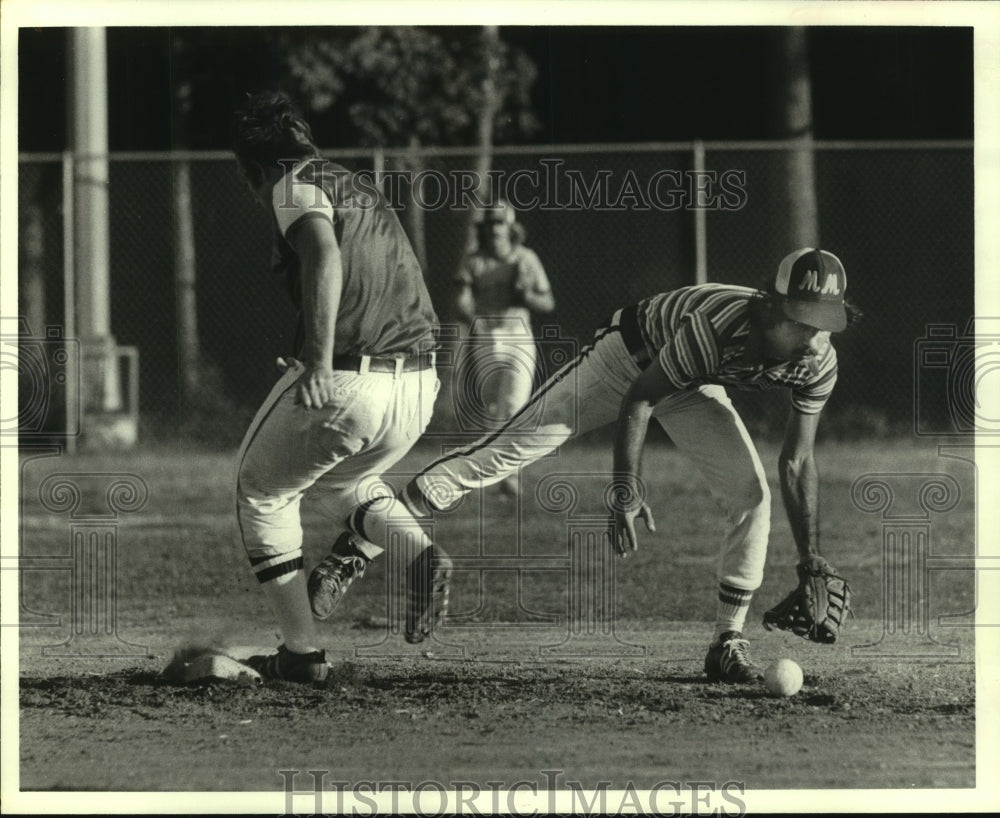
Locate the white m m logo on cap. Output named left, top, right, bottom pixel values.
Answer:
left=798, top=270, right=841, bottom=295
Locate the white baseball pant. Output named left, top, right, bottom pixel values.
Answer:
left=411, top=309, right=771, bottom=591
left=236, top=360, right=439, bottom=570
left=458, top=315, right=537, bottom=431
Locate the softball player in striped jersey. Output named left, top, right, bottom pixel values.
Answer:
left=381, top=248, right=857, bottom=682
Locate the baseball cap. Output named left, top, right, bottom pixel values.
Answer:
left=774, top=248, right=848, bottom=332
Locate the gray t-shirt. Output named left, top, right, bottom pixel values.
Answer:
left=270, top=158, right=438, bottom=357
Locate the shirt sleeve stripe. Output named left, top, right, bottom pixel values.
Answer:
left=791, top=349, right=838, bottom=413
left=272, top=173, right=335, bottom=238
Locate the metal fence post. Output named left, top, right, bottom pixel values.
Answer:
left=692, top=139, right=707, bottom=284
left=62, top=151, right=77, bottom=455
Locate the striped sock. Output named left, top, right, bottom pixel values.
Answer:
left=345, top=496, right=394, bottom=554
left=714, top=582, right=754, bottom=640
left=399, top=479, right=433, bottom=518
left=249, top=551, right=304, bottom=584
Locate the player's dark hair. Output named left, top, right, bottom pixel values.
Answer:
left=751, top=277, right=863, bottom=330
left=232, top=91, right=319, bottom=180
left=473, top=219, right=527, bottom=245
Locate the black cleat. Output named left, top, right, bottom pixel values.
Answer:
left=244, top=644, right=329, bottom=683
left=308, top=534, right=372, bottom=620
left=704, top=631, right=762, bottom=684
left=405, top=546, right=452, bottom=644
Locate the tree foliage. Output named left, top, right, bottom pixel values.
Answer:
left=282, top=27, right=538, bottom=148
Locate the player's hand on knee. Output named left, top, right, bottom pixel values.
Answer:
left=610, top=502, right=656, bottom=558
left=296, top=364, right=337, bottom=409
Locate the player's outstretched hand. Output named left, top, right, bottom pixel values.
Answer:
left=296, top=364, right=338, bottom=410
left=610, top=503, right=656, bottom=558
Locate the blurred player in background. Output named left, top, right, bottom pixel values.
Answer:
left=453, top=200, right=555, bottom=497
left=231, top=92, right=450, bottom=683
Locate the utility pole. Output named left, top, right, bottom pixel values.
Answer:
left=68, top=28, right=133, bottom=447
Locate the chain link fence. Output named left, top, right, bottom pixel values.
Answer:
left=17, top=142, right=973, bottom=447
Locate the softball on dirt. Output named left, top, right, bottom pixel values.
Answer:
left=763, top=659, right=803, bottom=697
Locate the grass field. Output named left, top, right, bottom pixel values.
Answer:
left=8, top=437, right=990, bottom=810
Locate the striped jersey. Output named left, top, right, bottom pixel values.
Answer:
left=634, top=284, right=837, bottom=414
left=269, top=158, right=438, bottom=357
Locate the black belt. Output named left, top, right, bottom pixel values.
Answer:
left=332, top=352, right=436, bottom=374
left=614, top=304, right=652, bottom=367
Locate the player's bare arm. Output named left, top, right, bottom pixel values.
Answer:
left=778, top=407, right=822, bottom=561
left=454, top=281, right=476, bottom=323
left=515, top=252, right=555, bottom=313
left=766, top=406, right=852, bottom=645
left=519, top=282, right=555, bottom=314
left=289, top=216, right=343, bottom=409
left=610, top=362, right=678, bottom=555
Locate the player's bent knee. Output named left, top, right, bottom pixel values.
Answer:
left=744, top=492, right=771, bottom=538
left=726, top=476, right=770, bottom=519
left=751, top=477, right=771, bottom=509
left=236, top=489, right=305, bottom=558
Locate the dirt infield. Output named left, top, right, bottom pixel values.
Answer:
left=18, top=624, right=975, bottom=795
left=7, top=439, right=992, bottom=810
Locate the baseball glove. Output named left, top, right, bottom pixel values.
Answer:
left=763, top=555, right=852, bottom=644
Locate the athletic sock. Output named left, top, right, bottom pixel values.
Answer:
left=330, top=530, right=384, bottom=562
left=257, top=567, right=320, bottom=655
left=714, top=582, right=754, bottom=640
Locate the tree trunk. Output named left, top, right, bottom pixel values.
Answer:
left=19, top=174, right=47, bottom=338
left=404, top=134, right=428, bottom=273
left=773, top=27, right=819, bottom=249
left=476, top=25, right=501, bottom=202
left=171, top=66, right=200, bottom=409
left=174, top=156, right=199, bottom=404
